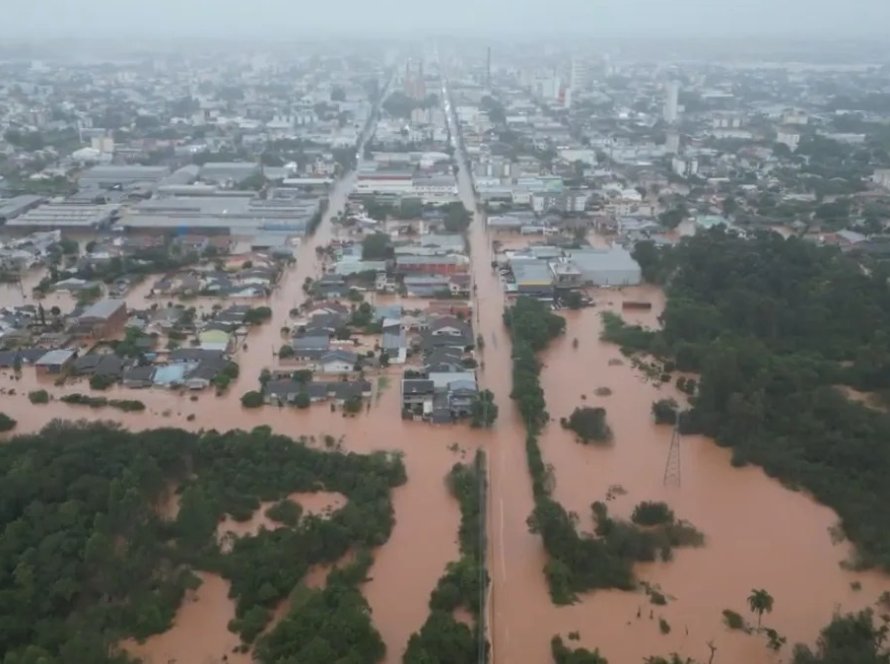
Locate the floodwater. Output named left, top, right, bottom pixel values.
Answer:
left=448, top=133, right=890, bottom=664
left=216, top=491, right=346, bottom=551
left=5, top=89, right=889, bottom=664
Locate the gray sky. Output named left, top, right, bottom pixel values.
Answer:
left=8, top=0, right=890, bottom=38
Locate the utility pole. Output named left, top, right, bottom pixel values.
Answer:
left=663, top=415, right=682, bottom=487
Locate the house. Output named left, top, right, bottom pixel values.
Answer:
left=292, top=335, right=331, bottom=360
left=198, top=329, right=231, bottom=352
left=424, top=348, right=466, bottom=373
left=305, top=302, right=350, bottom=318
left=449, top=273, right=471, bottom=295
left=184, top=356, right=229, bottom=389
left=74, top=299, right=127, bottom=337
left=264, top=379, right=305, bottom=404
left=170, top=348, right=226, bottom=364
left=122, top=365, right=155, bottom=388
left=428, top=316, right=473, bottom=340
left=395, top=255, right=468, bottom=275
left=72, top=353, right=125, bottom=378
left=316, top=350, right=358, bottom=374
left=402, top=379, right=435, bottom=417
left=314, top=274, right=348, bottom=298
left=404, top=275, right=451, bottom=297
left=382, top=328, right=408, bottom=364
left=35, top=349, right=77, bottom=375
left=330, top=379, right=372, bottom=404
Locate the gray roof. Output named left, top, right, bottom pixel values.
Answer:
left=403, top=379, right=434, bottom=395
left=511, top=259, right=553, bottom=286
left=320, top=350, right=358, bottom=364
left=35, top=349, right=76, bottom=366
left=293, top=336, right=330, bottom=351
left=79, top=299, right=126, bottom=321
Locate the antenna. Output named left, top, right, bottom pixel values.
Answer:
left=663, top=416, right=682, bottom=487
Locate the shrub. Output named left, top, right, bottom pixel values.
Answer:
left=562, top=407, right=612, bottom=444
left=0, top=412, right=17, bottom=432
left=631, top=501, right=675, bottom=526
left=265, top=499, right=303, bottom=526
left=90, top=374, right=116, bottom=390
left=28, top=389, right=49, bottom=405
left=659, top=618, right=671, bottom=634
left=723, top=609, right=746, bottom=631
left=241, top=391, right=264, bottom=408
left=652, top=399, right=678, bottom=424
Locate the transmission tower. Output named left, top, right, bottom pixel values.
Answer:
left=663, top=419, right=682, bottom=487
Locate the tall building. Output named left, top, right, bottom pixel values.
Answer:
left=570, top=58, right=591, bottom=93
left=486, top=47, right=492, bottom=88
left=665, top=131, right=680, bottom=154
left=663, top=81, right=680, bottom=124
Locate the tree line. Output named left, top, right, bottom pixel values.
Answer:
left=623, top=228, right=890, bottom=570
left=403, top=451, right=489, bottom=663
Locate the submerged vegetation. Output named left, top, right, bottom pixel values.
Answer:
left=608, top=228, right=890, bottom=571
left=404, top=451, right=488, bottom=663
left=0, top=421, right=405, bottom=662
left=505, top=297, right=702, bottom=605
left=561, top=406, right=613, bottom=444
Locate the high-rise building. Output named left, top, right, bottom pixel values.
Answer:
left=665, top=131, right=680, bottom=154
left=486, top=47, right=492, bottom=89
left=570, top=58, right=591, bottom=93
left=663, top=81, right=680, bottom=124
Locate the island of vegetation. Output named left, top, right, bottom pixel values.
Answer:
left=0, top=420, right=406, bottom=663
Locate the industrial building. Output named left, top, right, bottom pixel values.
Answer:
left=78, top=165, right=171, bottom=191
left=565, top=247, right=642, bottom=286
left=117, top=194, right=321, bottom=236
left=5, top=202, right=121, bottom=230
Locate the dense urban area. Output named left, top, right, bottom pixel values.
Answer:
left=2, top=34, right=890, bottom=664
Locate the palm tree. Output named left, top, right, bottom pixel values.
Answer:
left=747, top=588, right=774, bottom=628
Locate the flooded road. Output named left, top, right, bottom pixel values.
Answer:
left=444, top=88, right=890, bottom=664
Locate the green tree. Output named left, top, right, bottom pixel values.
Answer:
left=361, top=232, right=391, bottom=260
left=470, top=389, right=498, bottom=428
left=0, top=412, right=17, bottom=432
left=241, top=391, right=264, bottom=408
left=747, top=589, right=774, bottom=628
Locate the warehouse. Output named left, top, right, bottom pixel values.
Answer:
left=566, top=246, right=641, bottom=286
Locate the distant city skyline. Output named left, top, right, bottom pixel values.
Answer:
left=6, top=0, right=890, bottom=39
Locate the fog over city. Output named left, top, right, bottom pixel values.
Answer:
left=7, top=0, right=890, bottom=38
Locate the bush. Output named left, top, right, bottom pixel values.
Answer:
left=244, top=306, right=272, bottom=325
left=90, top=374, right=116, bottom=390
left=562, top=407, right=612, bottom=444
left=264, top=499, right=303, bottom=526
left=631, top=501, right=675, bottom=526
left=723, top=609, right=746, bottom=630
left=28, top=389, right=49, bottom=405
left=241, top=391, right=264, bottom=408
left=294, top=391, right=311, bottom=409
left=659, top=618, right=671, bottom=634
left=278, top=344, right=295, bottom=359
left=0, top=412, right=17, bottom=432
left=652, top=399, right=678, bottom=424
left=343, top=395, right=363, bottom=414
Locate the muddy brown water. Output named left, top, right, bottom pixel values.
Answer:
left=449, top=160, right=890, bottom=664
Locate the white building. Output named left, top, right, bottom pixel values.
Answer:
left=663, top=81, right=680, bottom=124
left=776, top=128, right=801, bottom=152
left=570, top=58, right=592, bottom=93
left=873, top=169, right=890, bottom=189
left=672, top=156, right=699, bottom=178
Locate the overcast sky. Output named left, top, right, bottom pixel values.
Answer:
left=7, top=0, right=890, bottom=38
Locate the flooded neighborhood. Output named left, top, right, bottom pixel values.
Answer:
left=3, top=30, right=890, bottom=664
